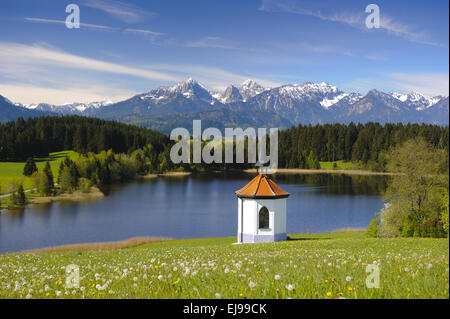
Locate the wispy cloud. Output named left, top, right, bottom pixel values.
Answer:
left=298, top=42, right=354, bottom=56
left=387, top=73, right=449, bottom=97
left=82, top=0, right=155, bottom=23
left=146, top=63, right=281, bottom=91
left=0, top=42, right=282, bottom=103
left=0, top=42, right=177, bottom=82
left=379, top=16, right=446, bottom=48
left=24, top=17, right=114, bottom=30
left=185, top=37, right=243, bottom=50
left=124, top=28, right=165, bottom=36
left=345, top=73, right=449, bottom=97
left=0, top=83, right=137, bottom=105
left=260, top=0, right=446, bottom=47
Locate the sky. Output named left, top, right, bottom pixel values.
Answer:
left=0, top=0, right=448, bottom=104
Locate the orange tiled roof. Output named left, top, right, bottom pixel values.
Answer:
left=235, top=174, right=290, bottom=199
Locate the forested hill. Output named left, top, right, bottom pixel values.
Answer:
left=0, top=116, right=448, bottom=172
left=278, top=122, right=449, bottom=171
left=0, top=116, right=169, bottom=161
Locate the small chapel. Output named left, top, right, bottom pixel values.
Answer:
left=235, top=172, right=290, bottom=243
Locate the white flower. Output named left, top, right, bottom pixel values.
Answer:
left=249, top=281, right=256, bottom=288
left=285, top=284, right=294, bottom=291
left=215, top=293, right=221, bottom=299
left=26, top=294, right=32, bottom=299
left=55, top=290, right=61, bottom=296
left=224, top=268, right=229, bottom=273
left=157, top=275, right=163, bottom=280
left=274, top=274, right=281, bottom=280
left=133, top=277, right=138, bottom=281
left=345, top=276, right=352, bottom=282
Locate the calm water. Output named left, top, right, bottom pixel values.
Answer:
left=0, top=173, right=388, bottom=253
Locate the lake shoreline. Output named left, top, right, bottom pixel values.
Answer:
left=1, top=186, right=104, bottom=214
left=1, top=168, right=387, bottom=213
left=15, top=236, right=172, bottom=254
left=4, top=230, right=367, bottom=255
left=244, top=168, right=393, bottom=176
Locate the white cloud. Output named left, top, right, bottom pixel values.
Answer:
left=260, top=0, right=446, bottom=47
left=0, top=42, right=177, bottom=82
left=186, top=37, right=241, bottom=50
left=0, top=83, right=137, bottom=105
left=146, top=63, right=281, bottom=91
left=82, top=0, right=154, bottom=23
left=0, top=42, right=282, bottom=103
left=387, top=73, right=449, bottom=97
left=344, top=73, right=449, bottom=97
left=124, top=28, right=165, bottom=36
left=24, top=17, right=114, bottom=30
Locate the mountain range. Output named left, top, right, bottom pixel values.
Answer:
left=1, top=78, right=448, bottom=132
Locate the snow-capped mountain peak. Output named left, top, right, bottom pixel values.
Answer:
left=390, top=91, right=442, bottom=110
left=239, top=79, right=266, bottom=101
left=18, top=100, right=114, bottom=115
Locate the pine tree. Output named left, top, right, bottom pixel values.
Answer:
left=10, top=184, right=26, bottom=206
left=40, top=161, right=54, bottom=196
left=16, top=184, right=26, bottom=205
left=306, top=151, right=320, bottom=169
left=23, top=157, right=38, bottom=176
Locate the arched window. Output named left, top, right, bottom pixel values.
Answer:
left=259, top=206, right=269, bottom=229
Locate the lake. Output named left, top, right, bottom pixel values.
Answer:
left=0, top=172, right=388, bottom=253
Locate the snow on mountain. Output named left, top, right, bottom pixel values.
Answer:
left=320, top=93, right=349, bottom=108
left=16, top=101, right=114, bottom=115
left=239, top=80, right=266, bottom=101
left=390, top=92, right=442, bottom=110
left=4, top=79, right=448, bottom=127
left=139, top=78, right=216, bottom=105
left=220, top=85, right=244, bottom=103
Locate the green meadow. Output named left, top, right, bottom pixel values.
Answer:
left=319, top=161, right=359, bottom=170
left=0, top=232, right=448, bottom=299
left=0, top=151, right=79, bottom=195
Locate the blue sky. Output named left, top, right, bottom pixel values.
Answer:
left=0, top=0, right=448, bottom=104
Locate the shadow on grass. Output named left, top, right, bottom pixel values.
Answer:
left=34, top=152, right=71, bottom=162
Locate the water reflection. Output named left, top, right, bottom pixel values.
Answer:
left=0, top=173, right=387, bottom=253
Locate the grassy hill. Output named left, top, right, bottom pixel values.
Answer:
left=0, top=150, right=79, bottom=195
left=0, top=232, right=448, bottom=299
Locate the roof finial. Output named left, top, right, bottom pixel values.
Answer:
left=255, top=146, right=269, bottom=175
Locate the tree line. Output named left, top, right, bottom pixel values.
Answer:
left=278, top=122, right=449, bottom=171
left=0, top=116, right=169, bottom=161
left=1, top=117, right=448, bottom=173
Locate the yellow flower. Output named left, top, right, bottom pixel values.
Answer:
left=239, top=293, right=243, bottom=297
left=325, top=279, right=328, bottom=283
left=348, top=287, right=353, bottom=291
left=45, top=292, right=50, bottom=297
left=326, top=292, right=332, bottom=297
